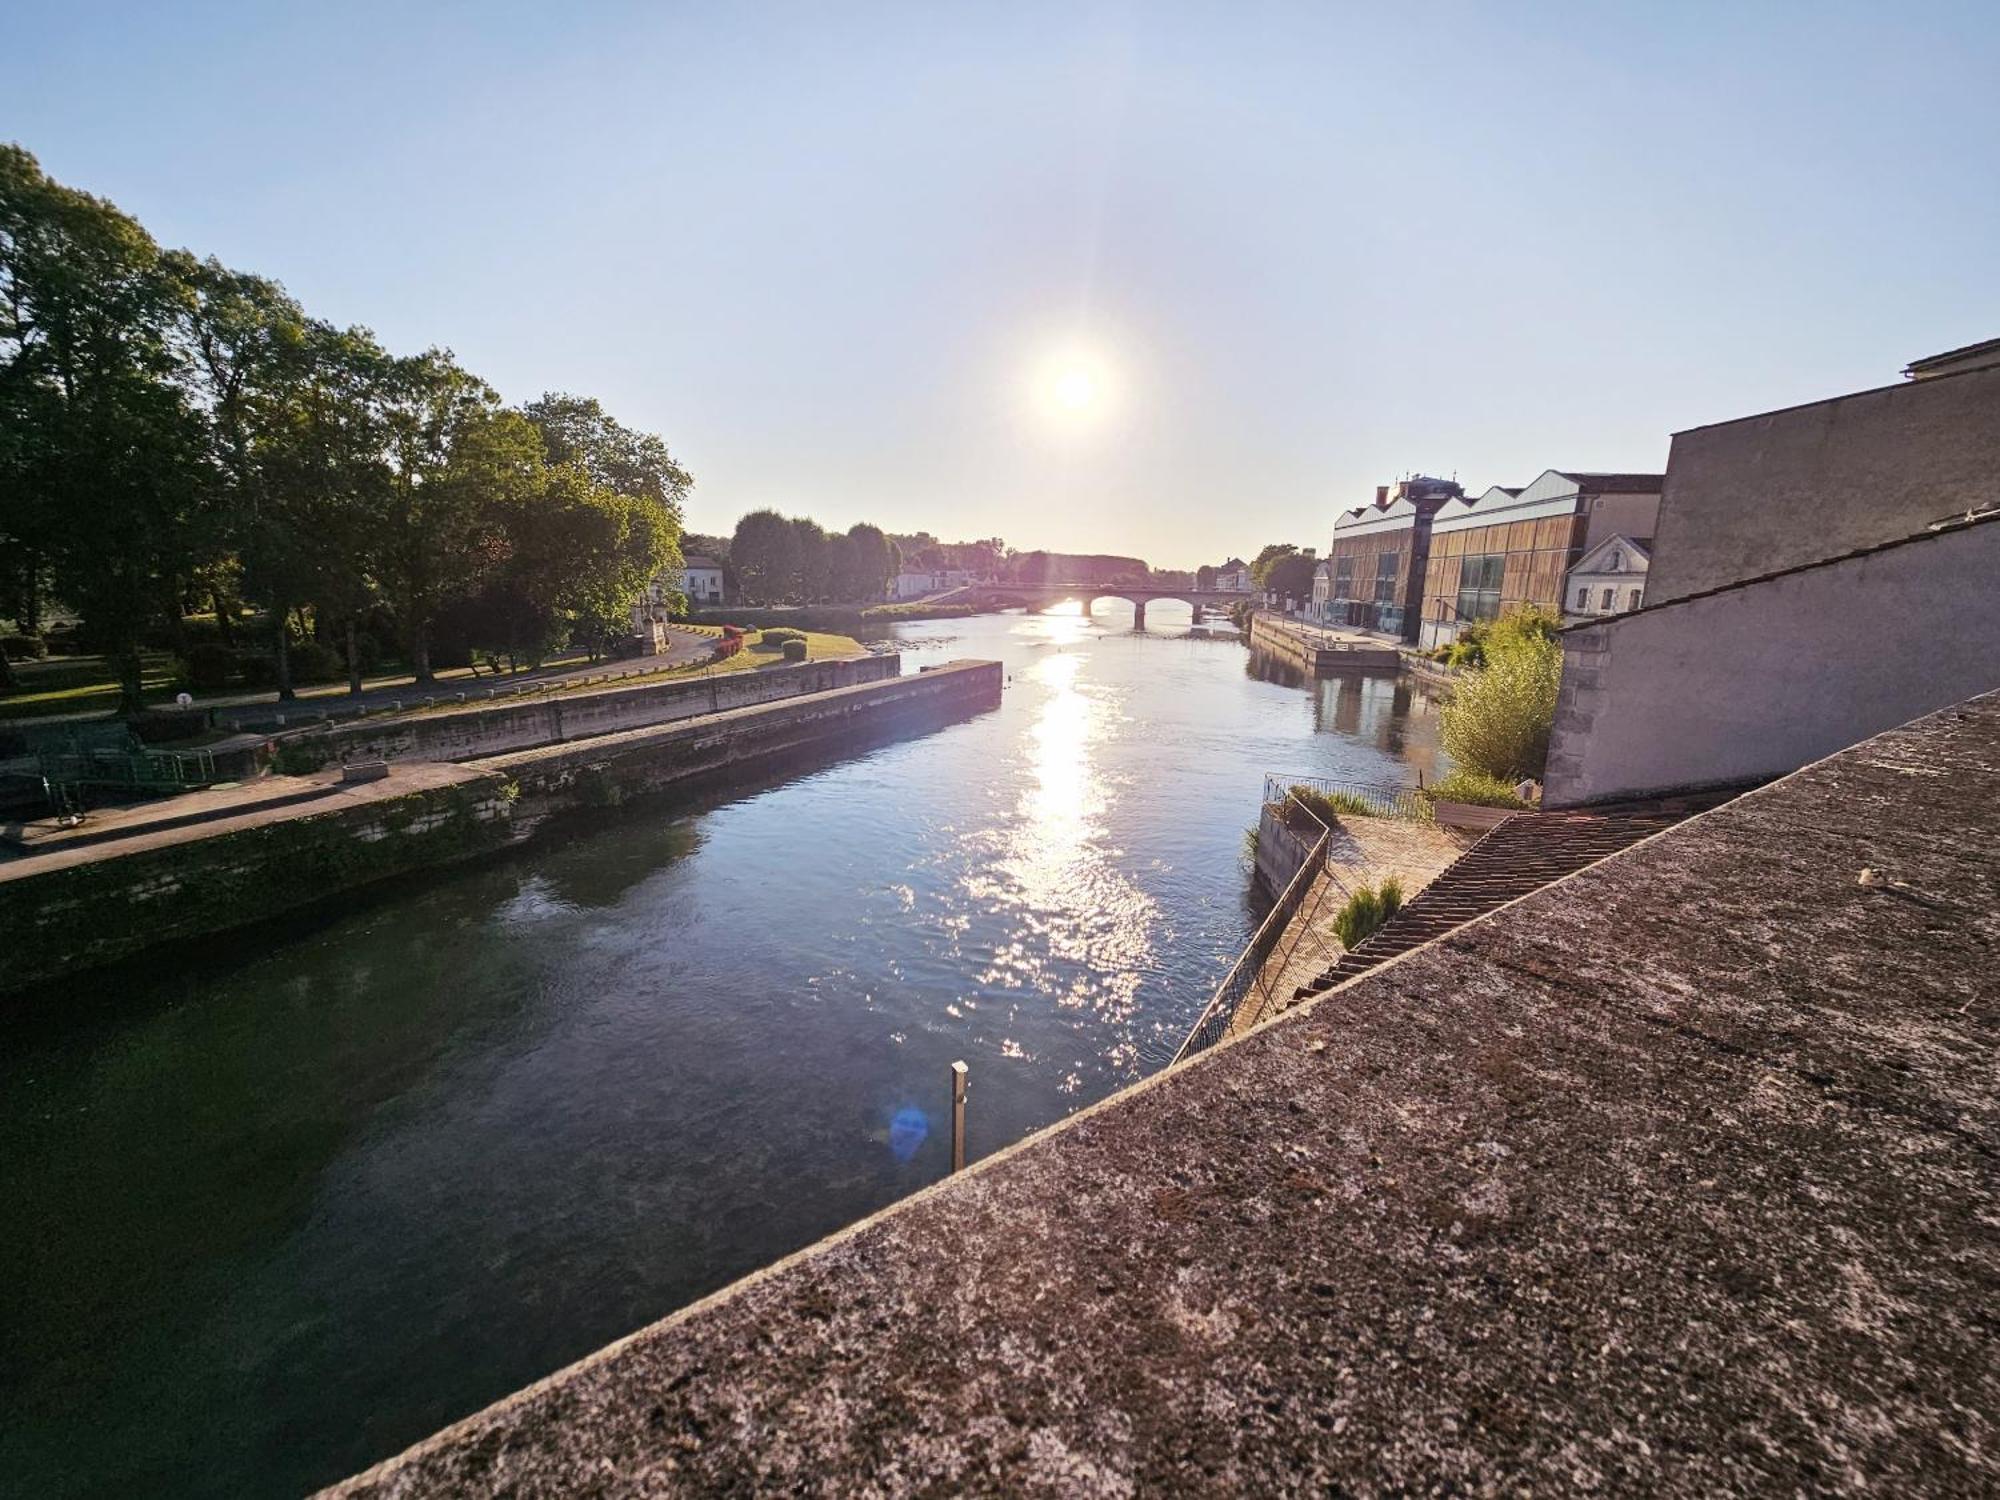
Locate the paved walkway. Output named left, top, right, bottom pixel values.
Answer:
left=1234, top=816, right=1476, bottom=1037
left=0, top=762, right=488, bottom=878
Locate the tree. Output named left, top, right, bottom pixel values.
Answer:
left=522, top=392, right=691, bottom=518
left=1195, top=564, right=1217, bottom=590
left=731, top=508, right=799, bottom=603
left=375, top=352, right=539, bottom=682
left=790, top=516, right=830, bottom=603
left=1265, top=551, right=1318, bottom=603
left=0, top=145, right=211, bottom=713
left=173, top=255, right=320, bottom=696
left=465, top=464, right=674, bottom=667
left=834, top=522, right=896, bottom=601
left=1250, top=543, right=1299, bottom=588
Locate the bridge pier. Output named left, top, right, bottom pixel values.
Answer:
left=1082, top=598, right=1092, bottom=620
left=1133, top=599, right=1147, bottom=631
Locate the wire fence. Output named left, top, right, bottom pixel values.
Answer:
left=1172, top=771, right=1439, bottom=1063
left=1173, top=789, right=1341, bottom=1064
left=1261, top=772, right=1432, bottom=822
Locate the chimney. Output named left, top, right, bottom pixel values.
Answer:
left=1375, top=485, right=1389, bottom=506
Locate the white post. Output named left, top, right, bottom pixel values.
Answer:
left=949, top=1060, right=969, bottom=1173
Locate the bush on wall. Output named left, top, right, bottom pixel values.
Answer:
left=1440, top=608, right=1563, bottom=782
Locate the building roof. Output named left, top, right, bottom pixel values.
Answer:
left=1903, top=334, right=2000, bottom=379
left=330, top=689, right=2000, bottom=1498
left=1568, top=534, right=1653, bottom=576
left=681, top=555, right=722, bottom=570
left=1553, top=471, right=1665, bottom=493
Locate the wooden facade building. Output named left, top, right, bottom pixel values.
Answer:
left=1417, top=470, right=1663, bottom=651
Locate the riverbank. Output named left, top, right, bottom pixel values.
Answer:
left=0, top=661, right=1001, bottom=995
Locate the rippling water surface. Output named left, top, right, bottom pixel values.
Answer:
left=2, top=606, right=1445, bottom=1497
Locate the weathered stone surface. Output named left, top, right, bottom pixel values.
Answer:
left=327, top=692, right=2000, bottom=1498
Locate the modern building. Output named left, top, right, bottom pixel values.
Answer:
left=1545, top=337, right=2000, bottom=807
left=1316, top=475, right=1463, bottom=637
left=1417, top=470, right=1663, bottom=651
left=1564, top=535, right=1650, bottom=617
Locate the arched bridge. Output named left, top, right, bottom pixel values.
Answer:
left=969, top=584, right=1251, bottom=629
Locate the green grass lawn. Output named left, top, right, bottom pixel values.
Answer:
left=399, top=629, right=867, bottom=713
left=0, top=629, right=868, bottom=724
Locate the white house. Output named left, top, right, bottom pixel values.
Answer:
left=631, top=554, right=727, bottom=637
left=888, top=570, right=941, bottom=601
left=677, top=555, right=726, bottom=606
left=1564, top=535, right=1650, bottom=618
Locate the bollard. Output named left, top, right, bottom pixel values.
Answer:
left=949, top=1060, right=969, bottom=1173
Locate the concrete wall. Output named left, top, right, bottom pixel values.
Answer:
left=495, top=661, right=1003, bottom=825
left=1649, top=362, right=2000, bottom=605
left=277, top=655, right=898, bottom=767
left=1581, top=491, right=1662, bottom=551
left=1545, top=518, right=2000, bottom=807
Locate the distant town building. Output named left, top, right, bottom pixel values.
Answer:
left=1546, top=338, right=2000, bottom=807
left=1418, top=470, right=1663, bottom=651
left=1211, top=558, right=1253, bottom=592
left=1564, top=535, right=1650, bottom=617
left=1316, top=475, right=1464, bottom=637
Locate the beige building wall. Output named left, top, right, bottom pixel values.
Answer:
left=1648, top=362, right=2000, bottom=605
left=1544, top=520, right=2000, bottom=806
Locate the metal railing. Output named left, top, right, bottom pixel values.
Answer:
left=1173, top=790, right=1341, bottom=1064
left=1261, top=772, right=1432, bottom=822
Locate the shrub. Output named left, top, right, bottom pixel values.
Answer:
left=760, top=627, right=807, bottom=647
left=1292, top=784, right=1380, bottom=821
left=1484, top=604, right=1562, bottom=654
left=712, top=636, right=742, bottom=661
left=290, top=641, right=343, bottom=683
left=1332, top=879, right=1405, bottom=949
left=1441, top=621, right=1488, bottom=669
left=1440, top=627, right=1562, bottom=782
left=273, top=739, right=332, bottom=776
left=236, top=652, right=280, bottom=687
left=186, top=641, right=237, bottom=690
left=2, top=634, right=47, bottom=661
left=1422, top=769, right=1531, bottom=810
left=782, top=638, right=808, bottom=662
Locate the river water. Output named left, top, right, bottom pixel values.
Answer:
left=2, top=606, right=1446, bottom=1497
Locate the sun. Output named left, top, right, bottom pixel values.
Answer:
left=1052, top=367, right=1098, bottom=411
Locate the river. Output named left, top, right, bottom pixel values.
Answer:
left=2, top=606, right=1447, bottom=1497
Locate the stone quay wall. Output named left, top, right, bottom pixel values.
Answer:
left=491, top=660, right=1003, bottom=833
left=0, top=661, right=1001, bottom=997
left=1248, top=611, right=1401, bottom=674
left=0, top=772, right=518, bottom=994
left=273, top=655, right=900, bottom=768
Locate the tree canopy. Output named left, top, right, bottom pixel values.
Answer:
left=0, top=146, right=690, bottom=706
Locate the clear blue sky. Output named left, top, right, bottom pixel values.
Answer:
left=13, top=1, right=1998, bottom=566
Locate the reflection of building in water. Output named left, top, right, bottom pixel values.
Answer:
left=1311, top=672, right=1449, bottom=782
